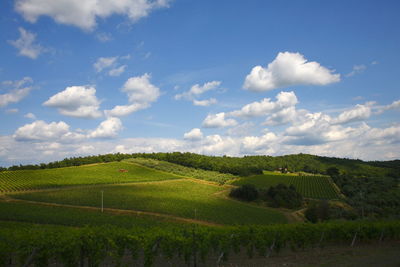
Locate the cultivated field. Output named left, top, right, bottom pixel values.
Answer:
left=231, top=172, right=340, bottom=199
left=10, top=179, right=287, bottom=225
left=126, top=158, right=236, bottom=184
left=0, top=161, right=181, bottom=192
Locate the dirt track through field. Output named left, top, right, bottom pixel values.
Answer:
left=0, top=196, right=223, bottom=227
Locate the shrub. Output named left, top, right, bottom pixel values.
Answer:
left=229, top=184, right=259, bottom=201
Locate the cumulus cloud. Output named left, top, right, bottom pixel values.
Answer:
left=241, top=132, right=277, bottom=154
left=14, top=120, right=71, bottom=141
left=229, top=91, right=298, bottom=118
left=15, top=0, right=170, bottom=31
left=9, top=27, right=45, bottom=59
left=0, top=77, right=33, bottom=108
left=331, top=102, right=374, bottom=125
left=243, top=52, right=340, bottom=91
left=183, top=128, right=203, bottom=141
left=202, top=112, right=238, bottom=128
left=43, top=86, right=102, bottom=119
left=192, top=98, right=217, bottom=106
left=105, top=73, right=160, bottom=117
left=88, top=117, right=123, bottom=138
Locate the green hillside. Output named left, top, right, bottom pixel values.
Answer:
left=0, top=161, right=181, bottom=192
left=231, top=171, right=341, bottom=199
left=11, top=179, right=287, bottom=225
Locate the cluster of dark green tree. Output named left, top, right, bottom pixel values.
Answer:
left=304, top=200, right=357, bottom=223
left=1, top=152, right=398, bottom=179
left=229, top=184, right=303, bottom=209
left=327, top=167, right=400, bottom=219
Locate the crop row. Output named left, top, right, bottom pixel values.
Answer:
left=126, top=158, right=236, bottom=184
left=1, top=220, right=399, bottom=267
left=0, top=162, right=180, bottom=193
left=233, top=174, right=341, bottom=199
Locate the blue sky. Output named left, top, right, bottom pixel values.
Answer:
left=1, top=0, right=399, bottom=166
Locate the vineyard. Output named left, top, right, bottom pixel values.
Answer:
left=231, top=173, right=341, bottom=199
left=0, top=162, right=181, bottom=193
left=10, top=179, right=287, bottom=225
left=126, top=158, right=236, bottom=184
left=0, top=220, right=399, bottom=267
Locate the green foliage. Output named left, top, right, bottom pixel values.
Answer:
left=262, top=184, right=303, bottom=209
left=0, top=162, right=181, bottom=192
left=126, top=158, right=235, bottom=184
left=229, top=184, right=259, bottom=201
left=11, top=179, right=287, bottom=225
left=305, top=201, right=330, bottom=223
left=331, top=174, right=400, bottom=218
left=0, top=220, right=399, bottom=266
left=232, top=173, right=340, bottom=199
left=2, top=152, right=397, bottom=179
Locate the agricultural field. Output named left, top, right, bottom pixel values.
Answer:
left=0, top=200, right=183, bottom=229
left=10, top=179, right=287, bottom=225
left=231, top=172, right=340, bottom=199
left=0, top=161, right=181, bottom=192
left=126, top=158, right=236, bottom=184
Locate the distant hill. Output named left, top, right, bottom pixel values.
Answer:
left=1, top=152, right=399, bottom=178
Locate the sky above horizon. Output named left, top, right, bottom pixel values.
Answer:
left=1, top=0, right=400, bottom=166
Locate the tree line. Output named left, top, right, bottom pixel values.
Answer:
left=1, top=152, right=398, bottom=179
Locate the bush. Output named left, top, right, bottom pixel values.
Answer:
left=262, top=184, right=303, bottom=209
left=229, top=184, right=259, bottom=201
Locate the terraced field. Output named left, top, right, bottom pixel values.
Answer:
left=232, top=172, right=340, bottom=199
left=0, top=162, right=181, bottom=192
left=11, top=179, right=287, bottom=225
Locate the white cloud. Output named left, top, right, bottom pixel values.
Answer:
left=202, top=112, right=237, bottom=128
left=229, top=91, right=298, bottom=118
left=331, top=102, right=373, bottom=125
left=43, top=85, right=102, bottom=119
left=183, top=128, right=203, bottom=141
left=105, top=73, right=160, bottom=117
left=88, top=117, right=123, bottom=138
left=346, top=64, right=367, bottom=77
left=175, top=81, right=221, bottom=106
left=14, top=120, right=71, bottom=141
left=108, top=65, right=127, bottom=76
left=241, top=132, right=277, bottom=154
left=15, top=0, right=170, bottom=31
left=24, top=112, right=36, bottom=119
left=0, top=77, right=33, bottom=107
left=9, top=27, right=44, bottom=59
left=192, top=98, right=217, bottom=106
left=243, top=52, right=340, bottom=91
left=94, top=57, right=118, bottom=72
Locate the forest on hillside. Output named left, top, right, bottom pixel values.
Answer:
left=2, top=152, right=399, bottom=178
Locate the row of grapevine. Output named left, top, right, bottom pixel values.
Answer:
left=0, top=161, right=181, bottom=193
left=234, top=174, right=341, bottom=199
left=1, top=220, right=399, bottom=267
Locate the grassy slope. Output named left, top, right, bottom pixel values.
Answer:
left=0, top=161, right=181, bottom=192
left=125, top=158, right=236, bottom=184
left=0, top=201, right=178, bottom=228
left=231, top=171, right=340, bottom=199
left=11, top=179, right=287, bottom=225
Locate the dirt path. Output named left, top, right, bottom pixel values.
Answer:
left=0, top=196, right=223, bottom=227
